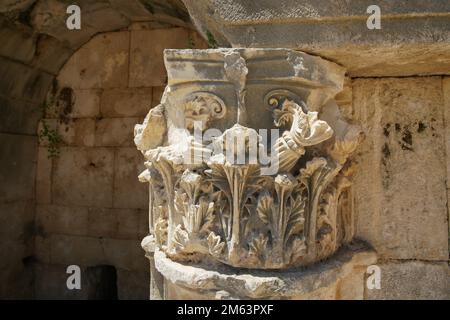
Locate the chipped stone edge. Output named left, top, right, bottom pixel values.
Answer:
left=151, top=242, right=377, bottom=299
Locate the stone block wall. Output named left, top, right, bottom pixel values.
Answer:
left=178, top=0, right=450, bottom=299
left=0, top=0, right=196, bottom=299
left=34, top=26, right=207, bottom=299
left=0, top=24, right=54, bottom=301
left=352, top=76, right=450, bottom=299
left=0, top=0, right=448, bottom=299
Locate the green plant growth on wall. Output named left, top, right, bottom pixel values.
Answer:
left=206, top=30, right=218, bottom=48
left=37, top=96, right=55, bottom=117
left=39, top=120, right=62, bottom=159
left=187, top=34, right=195, bottom=49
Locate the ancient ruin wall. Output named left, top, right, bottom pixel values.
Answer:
left=33, top=27, right=207, bottom=299
left=0, top=0, right=449, bottom=300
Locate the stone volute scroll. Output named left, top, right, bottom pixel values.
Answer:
left=136, top=48, right=373, bottom=299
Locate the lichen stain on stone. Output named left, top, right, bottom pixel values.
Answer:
left=382, top=142, right=391, bottom=160
left=429, top=118, right=438, bottom=137
left=84, top=158, right=106, bottom=172
left=383, top=123, right=391, bottom=137
left=56, top=87, right=74, bottom=124
left=391, top=123, right=414, bottom=151
left=381, top=141, right=392, bottom=189
left=51, top=78, right=58, bottom=96
left=417, top=121, right=427, bottom=133
left=400, top=127, right=413, bottom=151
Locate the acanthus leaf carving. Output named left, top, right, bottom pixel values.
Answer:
left=207, top=232, right=225, bottom=257
left=248, top=234, right=269, bottom=264
left=255, top=174, right=307, bottom=267
left=184, top=92, right=227, bottom=131
left=136, top=52, right=361, bottom=270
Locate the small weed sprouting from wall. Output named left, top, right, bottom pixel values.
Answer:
left=38, top=94, right=56, bottom=118
left=39, top=120, right=62, bottom=159
left=38, top=82, right=73, bottom=159
left=206, top=30, right=218, bottom=48
left=187, top=34, right=195, bottom=49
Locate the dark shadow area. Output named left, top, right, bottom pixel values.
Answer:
left=85, top=265, right=118, bottom=300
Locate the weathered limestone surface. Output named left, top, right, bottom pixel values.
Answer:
left=0, top=96, right=41, bottom=136
left=0, top=134, right=37, bottom=298
left=0, top=238, right=34, bottom=298
left=182, top=0, right=450, bottom=77
left=336, top=267, right=365, bottom=300
left=154, top=243, right=376, bottom=300
left=36, top=147, right=52, bottom=204
left=43, top=89, right=100, bottom=119
left=129, top=28, right=196, bottom=87
left=35, top=205, right=147, bottom=245
left=114, top=148, right=148, bottom=209
left=366, top=261, right=450, bottom=300
left=52, top=147, right=114, bottom=207
left=137, top=47, right=369, bottom=299
left=443, top=78, right=450, bottom=245
left=31, top=0, right=129, bottom=49
left=101, top=88, right=152, bottom=117
left=1, top=0, right=448, bottom=301
left=58, top=32, right=130, bottom=90
left=0, top=134, right=37, bottom=204
left=66, top=90, right=102, bottom=119
left=0, top=0, right=35, bottom=13
left=47, top=235, right=144, bottom=270
left=29, top=25, right=208, bottom=299
left=0, top=56, right=53, bottom=102
left=0, top=18, right=36, bottom=64
left=116, top=269, right=149, bottom=300
left=31, top=34, right=73, bottom=75
left=95, top=118, right=141, bottom=147
left=58, top=119, right=96, bottom=147
left=0, top=47, right=48, bottom=299
left=0, top=0, right=199, bottom=299
left=353, top=77, right=449, bottom=261
left=36, top=204, right=89, bottom=238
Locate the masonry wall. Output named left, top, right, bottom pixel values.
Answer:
left=34, top=26, right=207, bottom=299
left=0, top=21, right=55, bottom=300
left=1, top=1, right=448, bottom=300
left=352, top=76, right=450, bottom=299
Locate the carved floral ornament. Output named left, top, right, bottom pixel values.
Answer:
left=135, top=49, right=362, bottom=269
left=184, top=92, right=227, bottom=131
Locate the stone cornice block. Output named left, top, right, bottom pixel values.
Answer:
left=182, top=0, right=450, bottom=77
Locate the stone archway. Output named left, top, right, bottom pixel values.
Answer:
left=0, top=0, right=206, bottom=299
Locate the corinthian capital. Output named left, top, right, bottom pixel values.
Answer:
left=138, top=48, right=359, bottom=271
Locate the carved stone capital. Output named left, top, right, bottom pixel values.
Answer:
left=136, top=48, right=363, bottom=297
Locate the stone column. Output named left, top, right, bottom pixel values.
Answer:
left=136, top=48, right=376, bottom=299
